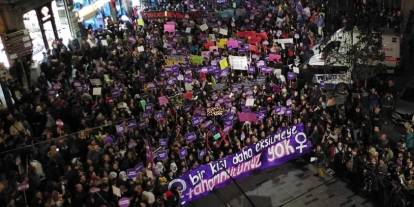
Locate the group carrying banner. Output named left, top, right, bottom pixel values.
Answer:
left=168, top=123, right=311, bottom=205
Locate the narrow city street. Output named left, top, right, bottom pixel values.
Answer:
left=192, top=161, right=373, bottom=207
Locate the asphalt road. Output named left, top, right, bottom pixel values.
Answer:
left=190, top=161, right=372, bottom=207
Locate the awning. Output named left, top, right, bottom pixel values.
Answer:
left=77, top=0, right=110, bottom=21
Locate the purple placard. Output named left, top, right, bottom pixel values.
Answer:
left=275, top=106, right=281, bottom=113
left=112, top=89, right=121, bottom=98
left=207, top=66, right=216, bottom=74
left=73, top=81, right=81, bottom=87
left=179, top=148, right=188, bottom=159
left=241, top=106, right=251, bottom=112
left=128, top=120, right=137, bottom=129
left=184, top=105, right=192, bottom=112
left=104, top=135, right=114, bottom=144
left=185, top=76, right=193, bottom=83
left=220, top=69, right=230, bottom=77
left=185, top=132, right=197, bottom=143
left=287, top=72, right=296, bottom=80
left=222, top=112, right=233, bottom=121
left=134, top=163, right=144, bottom=172
left=257, top=111, right=266, bottom=120
left=157, top=150, right=168, bottom=160
left=285, top=108, right=293, bottom=116
left=142, top=111, right=150, bottom=119
left=277, top=106, right=286, bottom=115
left=155, top=111, right=165, bottom=120
left=159, top=138, right=168, bottom=147
left=167, top=78, right=176, bottom=85
left=192, top=116, right=203, bottom=126
left=127, top=168, right=138, bottom=179
left=168, top=123, right=311, bottom=205
left=147, top=83, right=156, bottom=89
left=223, top=124, right=232, bottom=132
left=116, top=125, right=125, bottom=135
left=201, top=120, right=213, bottom=128
left=261, top=67, right=273, bottom=74
left=198, top=149, right=206, bottom=160
left=118, top=197, right=130, bottom=207
left=248, top=66, right=256, bottom=74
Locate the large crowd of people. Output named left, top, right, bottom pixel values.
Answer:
left=0, top=0, right=412, bottom=207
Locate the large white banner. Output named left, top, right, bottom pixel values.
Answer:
left=229, top=55, right=248, bottom=70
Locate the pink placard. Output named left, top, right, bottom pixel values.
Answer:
left=238, top=112, right=258, bottom=122
left=158, top=96, right=169, bottom=106
left=201, top=51, right=210, bottom=58
left=268, top=54, right=281, bottom=63
left=227, top=39, right=239, bottom=48
left=164, top=24, right=175, bottom=33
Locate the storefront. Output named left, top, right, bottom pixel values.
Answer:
left=75, top=0, right=134, bottom=29
left=75, top=0, right=111, bottom=29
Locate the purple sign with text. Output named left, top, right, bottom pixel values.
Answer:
left=168, top=123, right=311, bottom=206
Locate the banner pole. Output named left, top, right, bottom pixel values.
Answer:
left=218, top=162, right=256, bottom=207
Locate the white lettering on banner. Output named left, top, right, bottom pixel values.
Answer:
left=232, top=148, right=253, bottom=165
left=186, top=154, right=262, bottom=200
left=254, top=125, right=297, bottom=153
left=229, top=55, right=248, bottom=70
left=208, top=159, right=227, bottom=176
left=189, top=169, right=206, bottom=186
left=267, top=139, right=295, bottom=161
left=295, top=132, right=307, bottom=153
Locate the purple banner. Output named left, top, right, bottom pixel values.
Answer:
left=168, top=123, right=311, bottom=205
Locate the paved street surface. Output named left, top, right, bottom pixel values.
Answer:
left=191, top=161, right=373, bottom=207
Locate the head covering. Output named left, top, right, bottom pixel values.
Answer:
left=119, top=171, right=127, bottom=181
left=109, top=171, right=117, bottom=179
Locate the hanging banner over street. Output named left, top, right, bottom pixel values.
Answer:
left=141, top=11, right=204, bottom=19
left=168, top=123, right=311, bottom=205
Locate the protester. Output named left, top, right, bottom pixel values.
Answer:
left=0, top=0, right=411, bottom=207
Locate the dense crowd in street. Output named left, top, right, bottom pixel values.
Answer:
left=0, top=0, right=413, bottom=207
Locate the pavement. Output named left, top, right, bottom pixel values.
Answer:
left=191, top=161, right=373, bottom=207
